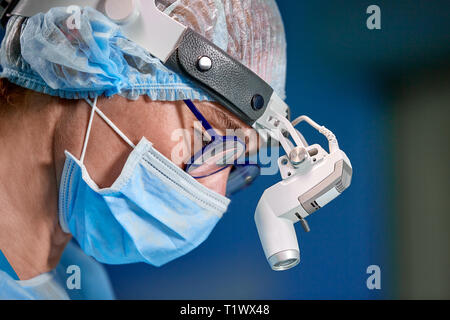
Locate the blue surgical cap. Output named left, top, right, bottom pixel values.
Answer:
left=0, top=26, right=4, bottom=73
left=0, top=1, right=286, bottom=101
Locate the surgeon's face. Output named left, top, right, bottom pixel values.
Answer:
left=58, top=96, right=256, bottom=197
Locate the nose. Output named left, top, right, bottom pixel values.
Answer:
left=196, top=166, right=232, bottom=196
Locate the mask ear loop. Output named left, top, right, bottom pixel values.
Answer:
left=80, top=97, right=136, bottom=164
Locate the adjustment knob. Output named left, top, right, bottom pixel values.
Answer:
left=289, top=147, right=308, bottom=166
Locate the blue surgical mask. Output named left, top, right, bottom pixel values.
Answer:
left=58, top=98, right=230, bottom=266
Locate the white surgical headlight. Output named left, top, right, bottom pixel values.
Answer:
left=253, top=98, right=353, bottom=271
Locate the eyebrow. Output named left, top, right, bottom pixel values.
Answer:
left=202, top=106, right=248, bottom=132
left=199, top=105, right=260, bottom=155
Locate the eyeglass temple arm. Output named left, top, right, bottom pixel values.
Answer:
left=183, top=99, right=219, bottom=136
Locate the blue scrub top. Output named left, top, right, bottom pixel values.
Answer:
left=0, top=241, right=115, bottom=300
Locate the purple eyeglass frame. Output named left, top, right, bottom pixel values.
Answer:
left=183, top=99, right=245, bottom=179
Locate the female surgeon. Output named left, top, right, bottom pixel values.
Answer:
left=0, top=0, right=287, bottom=299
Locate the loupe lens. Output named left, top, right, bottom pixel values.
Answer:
left=187, top=139, right=245, bottom=178
left=225, top=164, right=261, bottom=196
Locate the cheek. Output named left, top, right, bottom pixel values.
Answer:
left=151, top=125, right=192, bottom=170
left=196, top=167, right=232, bottom=196
left=144, top=112, right=195, bottom=170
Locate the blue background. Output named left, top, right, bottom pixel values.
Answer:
left=105, top=0, right=449, bottom=299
